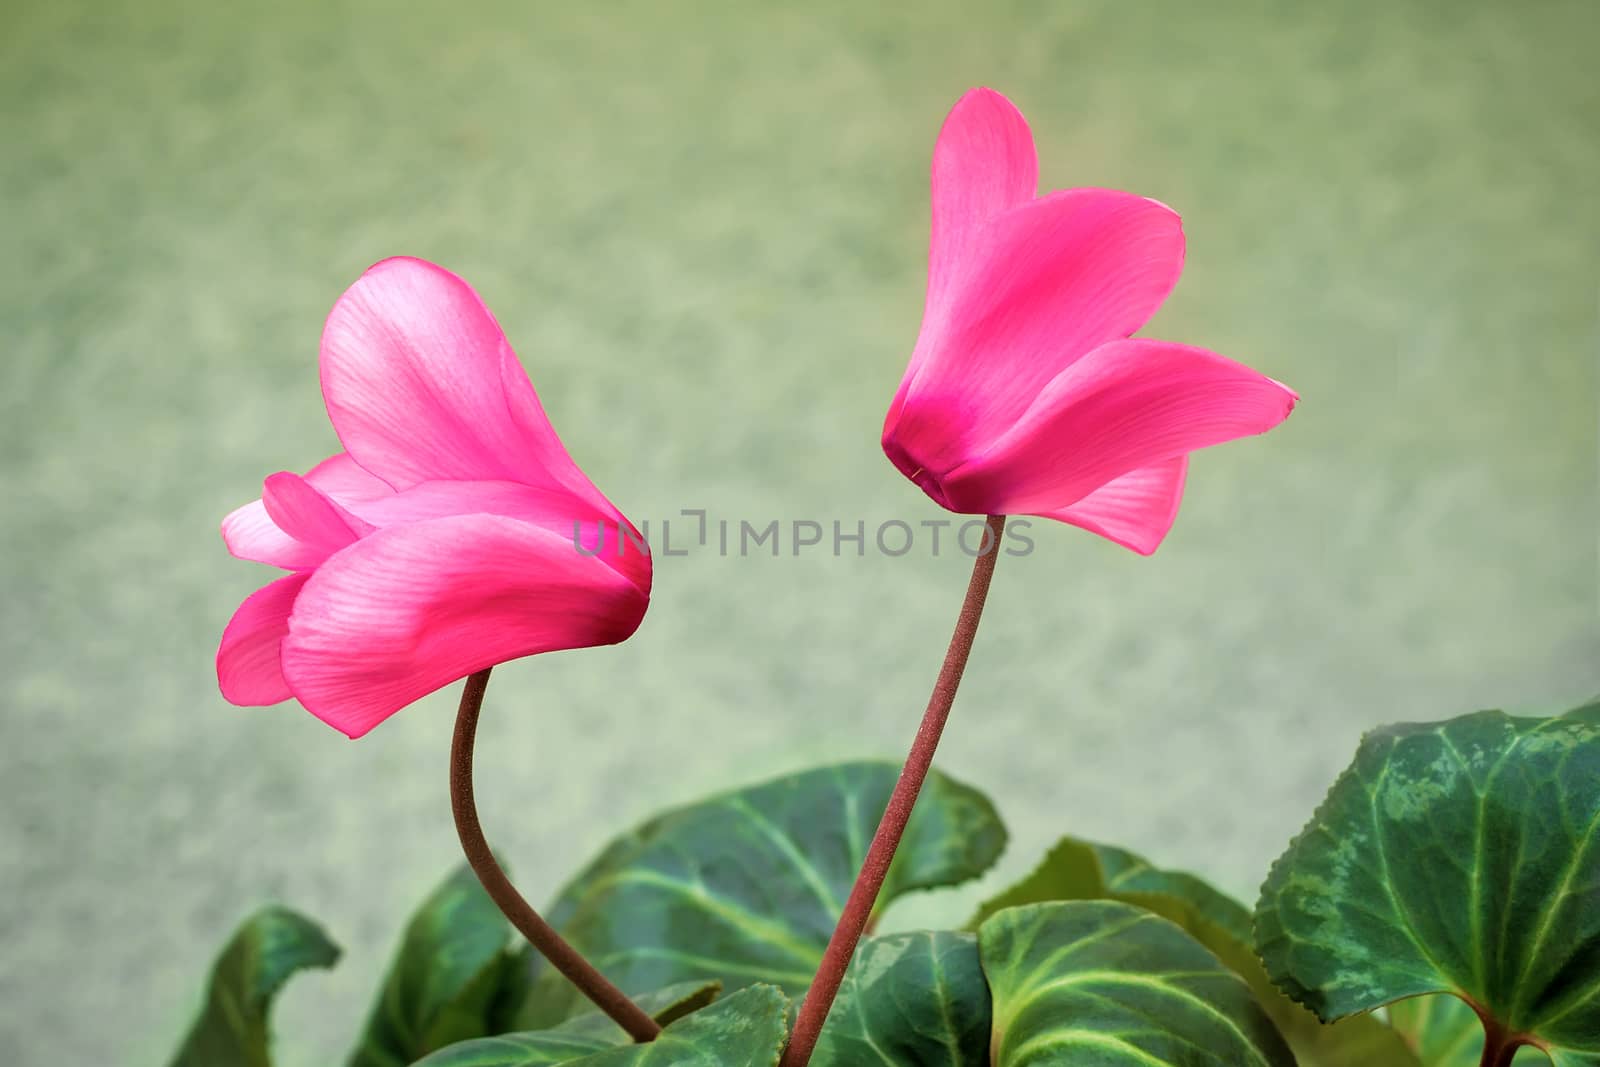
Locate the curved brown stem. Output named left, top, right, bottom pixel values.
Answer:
left=781, top=515, right=1007, bottom=1066
left=451, top=668, right=661, bottom=1043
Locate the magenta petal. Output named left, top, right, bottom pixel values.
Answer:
left=498, top=348, right=619, bottom=513
left=281, top=514, right=650, bottom=738
left=1035, top=456, right=1188, bottom=556
left=319, top=257, right=600, bottom=502
left=351, top=479, right=651, bottom=594
left=926, top=87, right=1039, bottom=328
left=890, top=189, right=1187, bottom=474
left=889, top=88, right=1040, bottom=434
left=943, top=338, right=1297, bottom=516
left=217, top=572, right=311, bottom=705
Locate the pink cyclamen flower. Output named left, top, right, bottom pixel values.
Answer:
left=217, top=257, right=651, bottom=738
left=882, top=88, right=1297, bottom=555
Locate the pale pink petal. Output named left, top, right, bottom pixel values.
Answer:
left=221, top=499, right=311, bottom=571
left=262, top=472, right=374, bottom=554
left=319, top=257, right=605, bottom=507
left=1035, top=456, right=1188, bottom=556
left=217, top=572, right=311, bottom=705
left=942, top=338, right=1296, bottom=515
left=281, top=514, right=650, bottom=738
left=303, top=451, right=396, bottom=501
left=222, top=452, right=395, bottom=571
left=886, top=189, right=1186, bottom=479
left=351, top=480, right=650, bottom=594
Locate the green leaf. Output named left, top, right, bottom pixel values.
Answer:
left=1256, top=707, right=1600, bottom=1065
left=551, top=981, right=722, bottom=1042
left=568, top=985, right=790, bottom=1066
left=167, top=906, right=341, bottom=1067
left=406, top=1030, right=613, bottom=1067
left=1388, top=995, right=1548, bottom=1066
left=972, top=836, right=1421, bottom=1066
left=971, top=837, right=1249, bottom=934
left=520, top=761, right=1005, bottom=1026
left=350, top=864, right=520, bottom=1067
left=979, top=900, right=1295, bottom=1066
left=811, top=931, right=990, bottom=1065
left=411, top=983, right=723, bottom=1067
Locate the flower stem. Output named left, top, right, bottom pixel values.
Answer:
left=450, top=667, right=661, bottom=1043
left=781, top=514, right=1007, bottom=1066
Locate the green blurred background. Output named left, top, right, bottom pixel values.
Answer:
left=4, top=0, right=1596, bottom=1062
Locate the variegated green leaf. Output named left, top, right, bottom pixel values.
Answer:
left=520, top=762, right=1005, bottom=1026
left=408, top=1029, right=612, bottom=1067
left=978, top=900, right=1295, bottom=1065
left=548, top=981, right=720, bottom=1043
left=811, top=931, right=989, bottom=1065
left=973, top=836, right=1420, bottom=1065
left=566, top=985, right=789, bottom=1066
left=1257, top=705, right=1600, bottom=1066
left=412, top=982, right=722, bottom=1067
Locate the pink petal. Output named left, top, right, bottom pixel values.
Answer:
left=303, top=451, right=396, bottom=501
left=889, top=88, right=1039, bottom=432
left=221, top=499, right=312, bottom=570
left=942, top=338, right=1297, bottom=516
left=498, top=348, right=622, bottom=516
left=222, top=452, right=394, bottom=570
left=217, top=572, right=311, bottom=705
left=1036, top=456, right=1188, bottom=556
left=280, top=514, right=650, bottom=738
left=351, top=479, right=651, bottom=595
left=886, top=189, right=1186, bottom=479
left=319, top=257, right=608, bottom=509
left=262, top=472, right=374, bottom=555
left=926, top=88, right=1039, bottom=331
